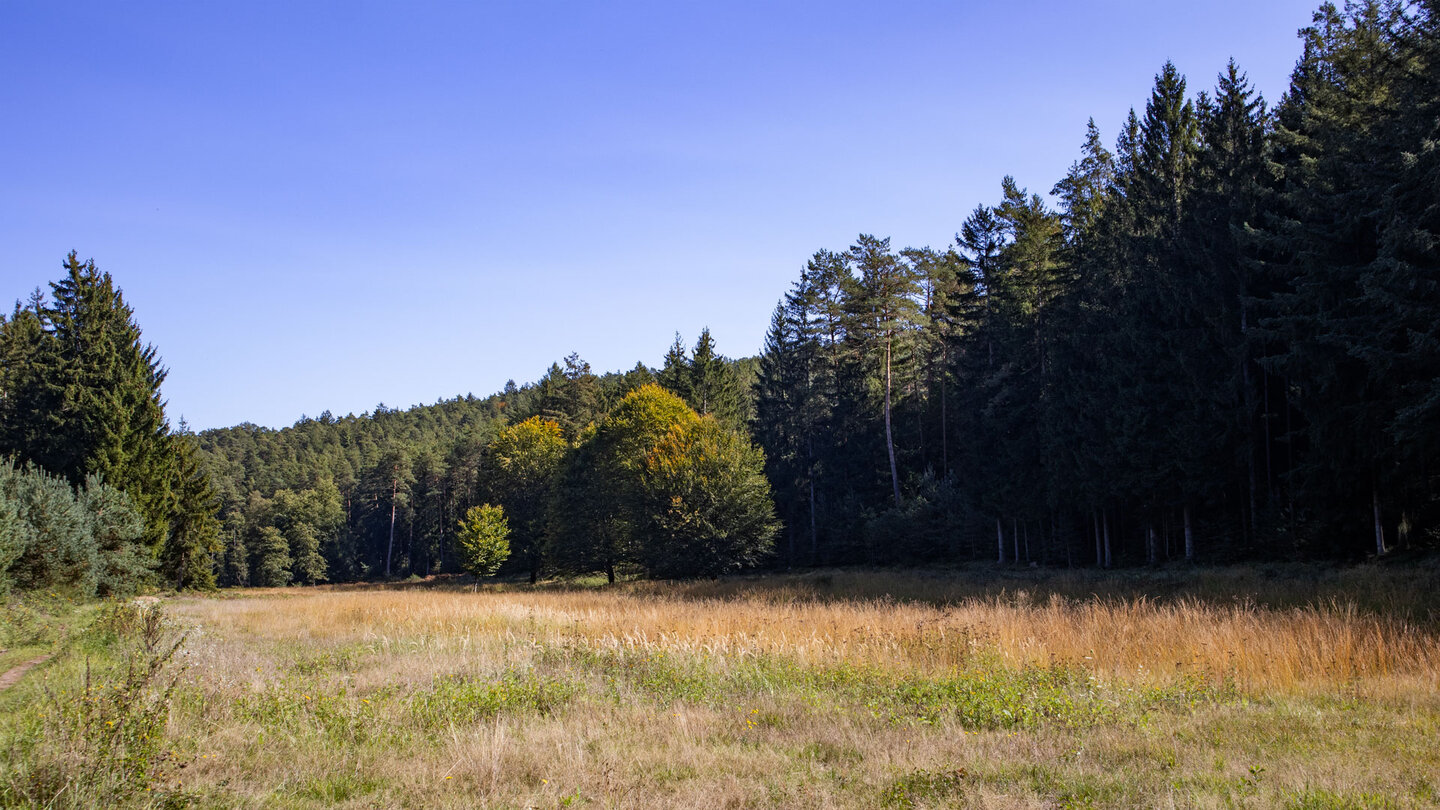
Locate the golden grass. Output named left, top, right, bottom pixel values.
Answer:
left=179, top=567, right=1440, bottom=695
left=10, top=566, right=1438, bottom=808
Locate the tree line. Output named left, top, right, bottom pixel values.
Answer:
left=192, top=333, right=768, bottom=586
left=756, top=0, right=1440, bottom=567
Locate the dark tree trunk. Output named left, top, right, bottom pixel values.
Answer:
left=1102, top=510, right=1112, bottom=569
left=1183, top=505, right=1194, bottom=562
left=1373, top=483, right=1385, bottom=556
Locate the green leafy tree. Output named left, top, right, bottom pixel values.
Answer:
left=547, top=384, right=698, bottom=580
left=251, top=526, right=292, bottom=587
left=270, top=479, right=343, bottom=585
left=456, top=504, right=510, bottom=578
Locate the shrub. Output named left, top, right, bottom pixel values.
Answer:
left=1, top=602, right=187, bottom=807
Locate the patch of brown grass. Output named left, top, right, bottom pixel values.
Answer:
left=180, top=566, right=1439, bottom=695
left=133, top=566, right=1440, bottom=808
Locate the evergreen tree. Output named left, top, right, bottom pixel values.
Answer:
left=687, top=328, right=745, bottom=428
left=656, top=333, right=693, bottom=403
left=1256, top=1, right=1408, bottom=555
left=43, top=253, right=175, bottom=551
left=161, top=432, right=223, bottom=590
left=848, top=234, right=925, bottom=506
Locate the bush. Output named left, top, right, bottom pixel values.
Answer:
left=1, top=602, right=187, bottom=807
left=0, top=460, right=152, bottom=597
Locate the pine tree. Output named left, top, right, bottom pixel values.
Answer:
left=1359, top=0, right=1440, bottom=538
left=848, top=235, right=925, bottom=506
left=1256, top=1, right=1408, bottom=555
left=1193, top=60, right=1270, bottom=551
left=1052, top=119, right=1116, bottom=245
left=0, top=294, right=64, bottom=470
left=375, top=445, right=414, bottom=577
left=160, top=434, right=223, bottom=590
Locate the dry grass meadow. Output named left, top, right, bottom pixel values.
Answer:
left=4, top=564, right=1439, bottom=808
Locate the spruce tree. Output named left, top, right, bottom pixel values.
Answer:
left=44, top=253, right=175, bottom=552
left=160, top=435, right=223, bottom=590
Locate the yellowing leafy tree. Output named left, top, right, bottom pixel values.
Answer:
left=548, top=384, right=698, bottom=582
left=486, top=416, right=566, bottom=583
left=642, top=417, right=777, bottom=577
left=456, top=504, right=510, bottom=578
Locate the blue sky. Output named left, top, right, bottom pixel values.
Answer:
left=1, top=0, right=1321, bottom=430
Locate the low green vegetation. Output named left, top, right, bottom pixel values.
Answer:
left=0, top=600, right=187, bottom=808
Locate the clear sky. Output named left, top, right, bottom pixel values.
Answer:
left=1, top=0, right=1322, bottom=430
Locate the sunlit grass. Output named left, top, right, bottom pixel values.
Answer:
left=5, top=564, right=1437, bottom=807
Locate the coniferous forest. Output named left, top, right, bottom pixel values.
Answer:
left=2, top=1, right=1438, bottom=592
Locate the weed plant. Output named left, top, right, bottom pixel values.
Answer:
left=0, top=601, right=187, bottom=808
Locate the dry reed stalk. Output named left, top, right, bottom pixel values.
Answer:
left=171, top=576, right=1440, bottom=694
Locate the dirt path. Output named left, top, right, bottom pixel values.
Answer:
left=0, top=654, right=52, bottom=692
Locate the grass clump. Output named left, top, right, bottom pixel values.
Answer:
left=1284, top=787, right=1406, bottom=809
left=878, top=663, right=1115, bottom=730
left=0, top=601, right=187, bottom=808
left=879, top=767, right=969, bottom=809
left=410, top=669, right=577, bottom=729
left=234, top=681, right=387, bottom=745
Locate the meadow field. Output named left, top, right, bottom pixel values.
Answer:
left=3, top=565, right=1438, bottom=808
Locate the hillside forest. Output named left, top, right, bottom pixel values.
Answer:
left=1, top=1, right=1437, bottom=592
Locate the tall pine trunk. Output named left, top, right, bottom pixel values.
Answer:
left=1093, top=510, right=1103, bottom=567
left=808, top=476, right=817, bottom=567
left=941, top=342, right=949, bottom=475
left=885, top=337, right=901, bottom=506
left=807, top=434, right=818, bottom=567
left=997, top=518, right=1005, bottom=564
left=386, top=477, right=397, bottom=578
left=1372, top=483, right=1385, bottom=556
